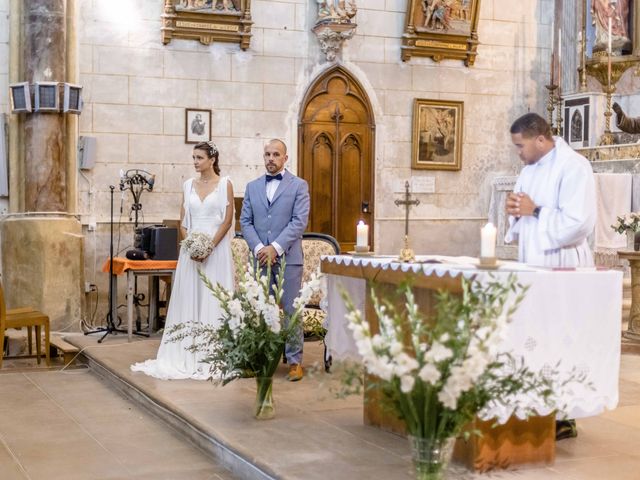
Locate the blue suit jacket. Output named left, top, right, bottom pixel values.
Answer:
left=240, top=170, right=310, bottom=265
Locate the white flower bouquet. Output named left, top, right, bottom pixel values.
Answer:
left=181, top=231, right=213, bottom=260
left=167, top=258, right=322, bottom=418
left=611, top=212, right=640, bottom=234
left=339, top=275, right=585, bottom=479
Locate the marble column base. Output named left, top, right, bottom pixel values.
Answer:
left=1, top=216, right=84, bottom=331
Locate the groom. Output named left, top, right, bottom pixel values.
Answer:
left=240, top=139, right=310, bottom=381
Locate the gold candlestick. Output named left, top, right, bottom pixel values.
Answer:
left=579, top=0, right=587, bottom=92
left=399, top=235, right=415, bottom=263
left=599, top=84, right=616, bottom=145
left=545, top=84, right=558, bottom=130
left=556, top=91, right=563, bottom=137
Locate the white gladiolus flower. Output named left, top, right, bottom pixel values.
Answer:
left=400, top=375, right=416, bottom=393
left=371, top=334, right=385, bottom=349
left=438, top=387, right=459, bottom=410
left=394, top=352, right=419, bottom=376
left=419, top=363, right=441, bottom=385
left=425, top=341, right=454, bottom=363
left=389, top=341, right=404, bottom=356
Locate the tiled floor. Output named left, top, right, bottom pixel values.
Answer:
left=5, top=333, right=640, bottom=479
left=0, top=366, right=239, bottom=480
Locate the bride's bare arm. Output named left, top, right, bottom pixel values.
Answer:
left=179, top=204, right=187, bottom=241
left=211, top=181, right=235, bottom=248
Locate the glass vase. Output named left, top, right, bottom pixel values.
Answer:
left=254, top=376, right=275, bottom=420
left=407, top=435, right=455, bottom=480
left=627, top=230, right=640, bottom=251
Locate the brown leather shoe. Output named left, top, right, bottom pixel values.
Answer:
left=286, top=364, right=303, bottom=382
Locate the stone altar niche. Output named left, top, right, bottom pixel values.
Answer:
left=562, top=92, right=640, bottom=150
left=313, top=1, right=357, bottom=62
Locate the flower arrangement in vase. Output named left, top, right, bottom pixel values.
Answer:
left=611, top=213, right=640, bottom=251
left=168, top=259, right=321, bottom=419
left=339, top=275, right=583, bottom=480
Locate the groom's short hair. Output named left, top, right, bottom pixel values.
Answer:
left=267, top=138, right=287, bottom=154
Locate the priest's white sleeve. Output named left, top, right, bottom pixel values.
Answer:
left=504, top=177, right=524, bottom=244
left=536, top=160, right=596, bottom=251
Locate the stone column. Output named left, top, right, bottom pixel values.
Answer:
left=23, top=0, right=67, bottom=211
left=3, top=0, right=84, bottom=332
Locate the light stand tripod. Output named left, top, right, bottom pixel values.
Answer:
left=84, top=186, right=130, bottom=342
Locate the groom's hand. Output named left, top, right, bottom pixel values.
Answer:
left=257, top=245, right=278, bottom=266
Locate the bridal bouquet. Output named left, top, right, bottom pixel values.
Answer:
left=339, top=276, right=583, bottom=480
left=181, top=231, right=213, bottom=259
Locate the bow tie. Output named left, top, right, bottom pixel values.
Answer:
left=266, top=173, right=283, bottom=182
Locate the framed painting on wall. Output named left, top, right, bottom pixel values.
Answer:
left=411, top=99, right=463, bottom=171
left=161, top=0, right=252, bottom=50
left=185, top=108, right=211, bottom=144
left=401, top=0, right=481, bottom=65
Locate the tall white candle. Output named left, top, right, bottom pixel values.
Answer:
left=557, top=28, right=562, bottom=89
left=356, top=221, right=369, bottom=247
left=480, top=222, right=497, bottom=258
left=608, top=16, right=612, bottom=88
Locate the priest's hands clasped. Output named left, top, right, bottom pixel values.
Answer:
left=505, top=192, right=537, bottom=219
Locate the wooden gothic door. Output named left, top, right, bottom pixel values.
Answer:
left=298, top=67, right=375, bottom=252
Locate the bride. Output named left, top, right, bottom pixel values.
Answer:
left=131, top=141, right=235, bottom=380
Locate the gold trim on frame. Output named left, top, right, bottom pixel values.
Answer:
left=411, top=99, right=463, bottom=171
left=401, top=0, right=481, bottom=65
left=161, top=0, right=252, bottom=49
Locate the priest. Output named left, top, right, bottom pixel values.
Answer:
left=504, top=112, right=597, bottom=440
left=505, top=112, right=596, bottom=268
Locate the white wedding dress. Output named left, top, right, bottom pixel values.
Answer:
left=131, top=177, right=234, bottom=380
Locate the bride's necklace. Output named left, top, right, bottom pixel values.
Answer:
left=199, top=176, right=214, bottom=183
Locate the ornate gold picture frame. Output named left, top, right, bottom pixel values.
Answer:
left=161, top=0, right=252, bottom=50
left=411, top=99, right=463, bottom=171
left=401, top=0, right=481, bottom=65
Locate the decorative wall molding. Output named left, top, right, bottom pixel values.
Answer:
left=161, top=0, right=252, bottom=49
left=313, top=1, right=357, bottom=62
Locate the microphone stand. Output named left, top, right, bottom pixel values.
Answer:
left=84, top=186, right=131, bottom=342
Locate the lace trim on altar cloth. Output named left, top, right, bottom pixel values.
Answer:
left=594, top=248, right=627, bottom=270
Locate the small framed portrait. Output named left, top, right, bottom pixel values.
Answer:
left=185, top=108, right=211, bottom=144
left=411, top=99, right=463, bottom=171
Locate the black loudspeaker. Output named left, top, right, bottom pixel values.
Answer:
left=150, top=227, right=179, bottom=260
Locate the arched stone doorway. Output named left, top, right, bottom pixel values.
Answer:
left=298, top=66, right=375, bottom=252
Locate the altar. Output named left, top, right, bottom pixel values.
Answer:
left=321, top=254, right=623, bottom=469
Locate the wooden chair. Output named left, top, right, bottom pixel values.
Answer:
left=0, top=282, right=51, bottom=368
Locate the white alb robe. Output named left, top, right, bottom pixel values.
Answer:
left=505, top=136, right=596, bottom=267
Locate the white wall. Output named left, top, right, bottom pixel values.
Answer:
left=77, top=0, right=553, bottom=254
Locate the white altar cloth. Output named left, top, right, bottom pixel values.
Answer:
left=322, top=255, right=623, bottom=421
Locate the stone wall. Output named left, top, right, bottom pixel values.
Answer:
left=72, top=0, right=554, bottom=324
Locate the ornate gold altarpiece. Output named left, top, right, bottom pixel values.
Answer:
left=161, top=0, right=252, bottom=49
left=401, top=0, right=481, bottom=65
